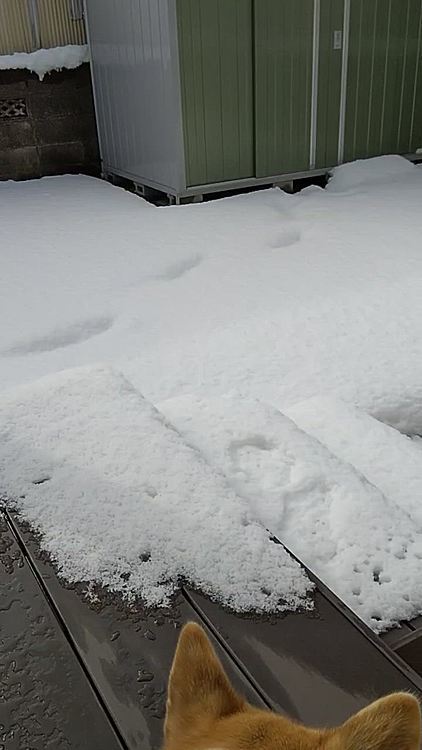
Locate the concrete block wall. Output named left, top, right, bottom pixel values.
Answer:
left=0, top=63, right=100, bottom=180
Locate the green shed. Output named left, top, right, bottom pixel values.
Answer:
left=85, top=0, right=422, bottom=200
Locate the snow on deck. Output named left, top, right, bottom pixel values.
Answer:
left=160, top=394, right=422, bottom=631
left=0, top=366, right=311, bottom=613
left=1, top=155, right=422, bottom=630
left=287, top=396, right=422, bottom=527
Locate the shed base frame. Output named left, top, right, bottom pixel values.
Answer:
left=102, top=165, right=330, bottom=204
left=102, top=153, right=421, bottom=205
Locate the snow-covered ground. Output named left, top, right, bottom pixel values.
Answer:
left=1, top=155, right=422, bottom=631
left=0, top=45, right=89, bottom=80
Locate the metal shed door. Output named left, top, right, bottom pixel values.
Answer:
left=177, top=0, right=254, bottom=187
left=255, top=0, right=347, bottom=177
left=254, top=0, right=315, bottom=177
left=343, top=0, right=422, bottom=162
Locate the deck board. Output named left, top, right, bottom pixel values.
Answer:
left=8, top=512, right=264, bottom=750
left=0, top=512, right=124, bottom=750
left=3, top=509, right=421, bottom=749
left=185, top=583, right=422, bottom=727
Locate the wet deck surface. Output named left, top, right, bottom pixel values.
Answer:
left=1, top=509, right=421, bottom=749
left=0, top=513, right=122, bottom=749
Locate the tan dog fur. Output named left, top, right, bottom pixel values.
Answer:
left=164, top=622, right=421, bottom=750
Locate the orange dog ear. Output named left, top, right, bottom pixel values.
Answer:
left=164, top=622, right=245, bottom=743
left=326, top=692, right=421, bottom=750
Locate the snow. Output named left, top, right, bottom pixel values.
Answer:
left=1, top=155, right=422, bottom=629
left=0, top=365, right=311, bottom=612
left=0, top=45, right=89, bottom=80
left=287, top=396, right=422, bottom=526
left=160, top=394, right=422, bottom=631
left=326, top=154, right=417, bottom=193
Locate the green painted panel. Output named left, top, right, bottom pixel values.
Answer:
left=344, top=0, right=377, bottom=160
left=344, top=0, right=422, bottom=161
left=404, top=0, right=422, bottom=152
left=177, top=0, right=254, bottom=187
left=396, top=0, right=422, bottom=152
left=255, top=0, right=314, bottom=177
left=316, top=0, right=344, bottom=168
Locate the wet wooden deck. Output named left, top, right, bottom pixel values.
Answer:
left=1, top=509, right=421, bottom=749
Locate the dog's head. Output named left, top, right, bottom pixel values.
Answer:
left=163, top=622, right=421, bottom=750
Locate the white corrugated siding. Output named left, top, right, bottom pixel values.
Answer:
left=85, top=0, right=186, bottom=194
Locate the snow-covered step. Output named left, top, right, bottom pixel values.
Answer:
left=160, top=394, right=422, bottom=631
left=286, top=396, right=422, bottom=527
left=0, top=365, right=310, bottom=615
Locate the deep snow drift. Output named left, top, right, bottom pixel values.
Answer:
left=2, top=156, right=422, bottom=431
left=1, top=155, right=422, bottom=630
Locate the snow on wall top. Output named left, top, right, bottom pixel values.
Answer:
left=0, top=44, right=89, bottom=80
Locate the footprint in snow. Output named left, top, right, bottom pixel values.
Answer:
left=229, top=435, right=279, bottom=483
left=153, top=255, right=201, bottom=281
left=2, top=316, right=113, bottom=356
left=268, top=228, right=301, bottom=249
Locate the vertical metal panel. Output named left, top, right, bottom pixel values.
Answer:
left=0, top=0, right=35, bottom=53
left=177, top=0, right=254, bottom=187
left=85, top=0, right=186, bottom=194
left=408, top=0, right=422, bottom=151
left=27, top=0, right=41, bottom=49
left=344, top=0, right=422, bottom=161
left=337, top=0, right=351, bottom=161
left=37, top=0, right=86, bottom=48
left=255, top=0, right=314, bottom=178
left=69, top=0, right=84, bottom=19
left=310, top=0, right=321, bottom=169
left=315, top=0, right=345, bottom=168
left=343, top=0, right=373, bottom=159
left=0, top=0, right=86, bottom=54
